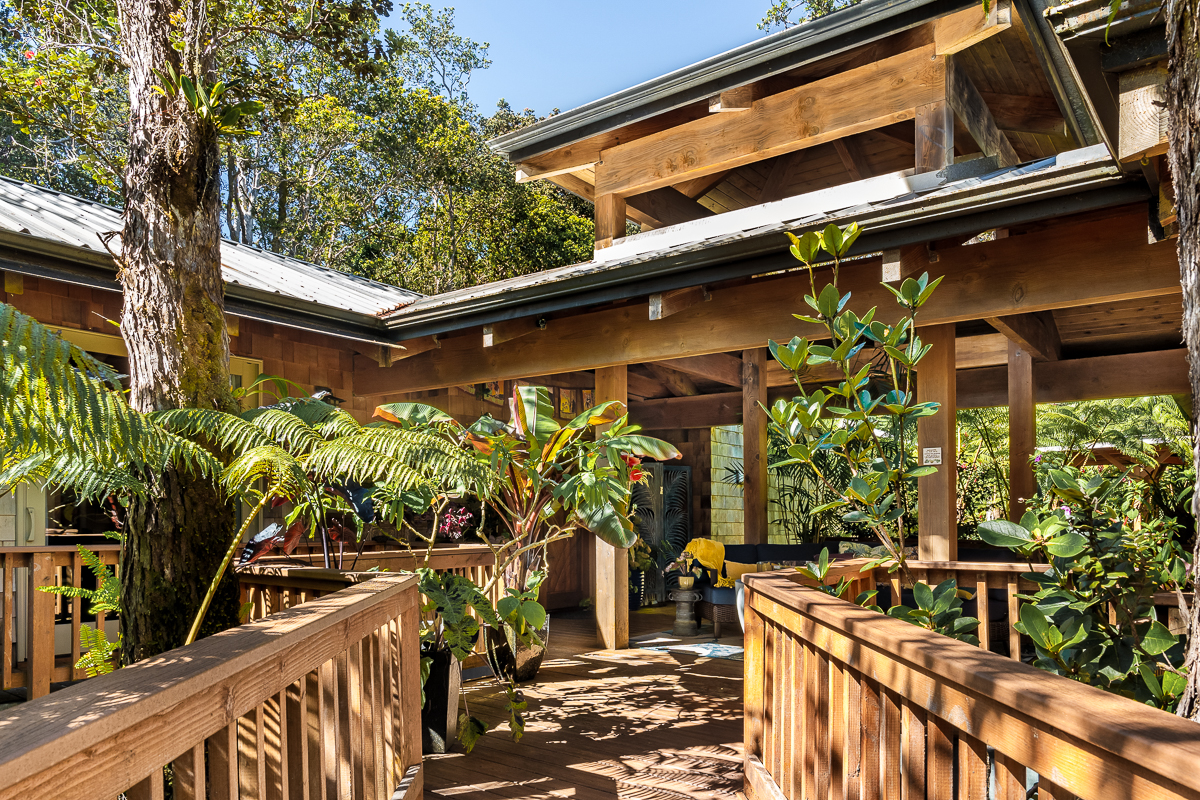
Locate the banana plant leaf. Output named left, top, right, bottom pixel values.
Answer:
left=510, top=386, right=560, bottom=448
left=577, top=500, right=637, bottom=549
left=373, top=402, right=457, bottom=428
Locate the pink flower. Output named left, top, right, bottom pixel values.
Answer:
left=1062, top=507, right=1072, bottom=518
left=24, top=50, right=35, bottom=60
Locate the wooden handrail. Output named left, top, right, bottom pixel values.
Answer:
left=1, top=544, right=122, bottom=697
left=239, top=544, right=502, bottom=667
left=743, top=571, right=1200, bottom=800
left=0, top=574, right=424, bottom=800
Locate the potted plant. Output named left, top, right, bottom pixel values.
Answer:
left=663, top=551, right=702, bottom=589
left=628, top=537, right=655, bottom=610
left=376, top=384, right=680, bottom=679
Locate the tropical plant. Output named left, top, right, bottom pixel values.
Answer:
left=765, top=222, right=942, bottom=582
left=979, top=464, right=1190, bottom=709
left=884, top=579, right=981, bottom=645
left=376, top=385, right=680, bottom=596
left=38, top=542, right=123, bottom=677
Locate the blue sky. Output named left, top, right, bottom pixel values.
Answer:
left=385, top=1, right=770, bottom=116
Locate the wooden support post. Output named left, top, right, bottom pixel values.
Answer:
left=916, top=325, right=957, bottom=561
left=1008, top=341, right=1035, bottom=521
left=594, top=194, right=626, bottom=250
left=594, top=365, right=629, bottom=649
left=742, top=349, right=768, bottom=545
left=915, top=98, right=954, bottom=174
left=26, top=551, right=55, bottom=699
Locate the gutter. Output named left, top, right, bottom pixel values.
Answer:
left=489, top=0, right=977, bottom=162
left=381, top=159, right=1143, bottom=341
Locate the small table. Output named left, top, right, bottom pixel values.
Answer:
left=669, top=588, right=701, bottom=637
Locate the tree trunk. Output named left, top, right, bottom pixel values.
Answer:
left=116, top=0, right=238, bottom=663
left=1170, top=0, right=1200, bottom=719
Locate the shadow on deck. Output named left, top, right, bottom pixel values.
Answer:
left=425, top=608, right=746, bottom=800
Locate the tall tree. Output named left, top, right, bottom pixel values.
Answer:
left=2, top=0, right=389, bottom=661
left=1168, top=0, right=1200, bottom=719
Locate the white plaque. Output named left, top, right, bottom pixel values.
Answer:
left=922, top=447, right=942, bottom=466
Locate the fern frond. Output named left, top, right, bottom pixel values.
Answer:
left=76, top=625, right=119, bottom=677
left=223, top=445, right=311, bottom=502
left=152, top=408, right=276, bottom=455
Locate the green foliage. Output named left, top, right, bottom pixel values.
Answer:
left=758, top=0, right=863, bottom=33
left=378, top=385, right=679, bottom=593
left=794, top=547, right=878, bottom=608
left=766, top=223, right=941, bottom=578
left=979, top=464, right=1189, bottom=709
left=495, top=571, right=548, bottom=648
left=38, top=543, right=122, bottom=675
left=886, top=579, right=981, bottom=645
left=1, top=304, right=220, bottom=500
left=151, top=64, right=265, bottom=136
left=504, top=684, right=527, bottom=743
left=417, top=568, right=502, bottom=662
left=457, top=713, right=490, bottom=753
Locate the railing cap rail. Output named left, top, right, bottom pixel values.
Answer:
left=0, top=544, right=122, bottom=554
left=744, top=571, right=1200, bottom=789
left=0, top=573, right=417, bottom=798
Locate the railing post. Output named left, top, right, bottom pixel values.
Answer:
left=743, top=585, right=765, bottom=763
left=26, top=551, right=54, bottom=699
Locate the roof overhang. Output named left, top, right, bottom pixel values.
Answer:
left=381, top=148, right=1146, bottom=341
left=0, top=231, right=396, bottom=347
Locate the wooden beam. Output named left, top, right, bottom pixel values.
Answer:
left=933, top=0, right=1012, bottom=55
left=655, top=352, right=743, bottom=386
left=955, top=333, right=1009, bottom=369
left=673, top=170, right=734, bottom=199
left=625, top=187, right=715, bottom=228
left=483, top=318, right=542, bottom=348
left=743, top=349, right=769, bottom=546
left=882, top=244, right=934, bottom=282
left=644, top=363, right=699, bottom=397
left=626, top=369, right=669, bottom=400
left=516, top=160, right=595, bottom=184
left=915, top=96, right=954, bottom=174
left=354, top=210, right=1178, bottom=395
left=759, top=150, right=807, bottom=203
left=709, top=84, right=762, bottom=112
left=649, top=286, right=709, bottom=320
left=1118, top=63, right=1169, bottom=163
left=594, top=366, right=628, bottom=650
left=833, top=137, right=872, bottom=181
left=947, top=59, right=1020, bottom=168
left=979, top=92, right=1068, bottom=137
left=595, top=45, right=947, bottom=198
left=956, top=349, right=1189, bottom=408
left=594, top=194, right=626, bottom=250
left=1008, top=341, right=1035, bottom=521
left=916, top=324, right=957, bottom=562
left=630, top=391, right=742, bottom=429
left=549, top=171, right=700, bottom=230
left=986, top=311, right=1062, bottom=361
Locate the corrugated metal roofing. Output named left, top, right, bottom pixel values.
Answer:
left=0, top=177, right=421, bottom=317
left=385, top=145, right=1122, bottom=330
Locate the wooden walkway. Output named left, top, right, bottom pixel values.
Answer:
left=425, top=608, right=745, bottom=800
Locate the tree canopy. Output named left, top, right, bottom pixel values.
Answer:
left=0, top=1, right=594, bottom=296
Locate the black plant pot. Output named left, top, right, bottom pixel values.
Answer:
left=421, top=648, right=462, bottom=754
left=484, top=618, right=549, bottom=683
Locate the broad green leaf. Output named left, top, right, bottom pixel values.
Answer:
left=1045, top=531, right=1088, bottom=558
left=977, top=519, right=1034, bottom=548
left=1140, top=620, right=1176, bottom=656
left=577, top=500, right=637, bottom=548
left=1020, top=603, right=1051, bottom=649
left=912, top=581, right=934, bottom=611
left=373, top=402, right=455, bottom=428
left=565, top=401, right=625, bottom=431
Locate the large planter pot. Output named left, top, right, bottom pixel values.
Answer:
left=484, top=619, right=549, bottom=683
left=421, top=648, right=462, bottom=754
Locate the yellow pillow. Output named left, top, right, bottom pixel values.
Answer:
left=724, top=561, right=759, bottom=582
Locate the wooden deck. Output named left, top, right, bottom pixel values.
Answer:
left=425, top=607, right=746, bottom=800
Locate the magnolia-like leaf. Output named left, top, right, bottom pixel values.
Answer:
left=977, top=519, right=1034, bottom=548
left=1044, top=531, right=1088, bottom=558
left=1020, top=603, right=1052, bottom=649
left=1140, top=620, right=1177, bottom=656
left=577, top=500, right=637, bottom=548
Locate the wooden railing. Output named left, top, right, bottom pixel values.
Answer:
left=816, top=557, right=1186, bottom=659
left=0, top=574, right=424, bottom=800
left=240, top=544, right=501, bottom=667
left=743, top=570, right=1200, bottom=800
left=1, top=544, right=121, bottom=698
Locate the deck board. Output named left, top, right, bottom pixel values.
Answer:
left=425, top=609, right=745, bottom=800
